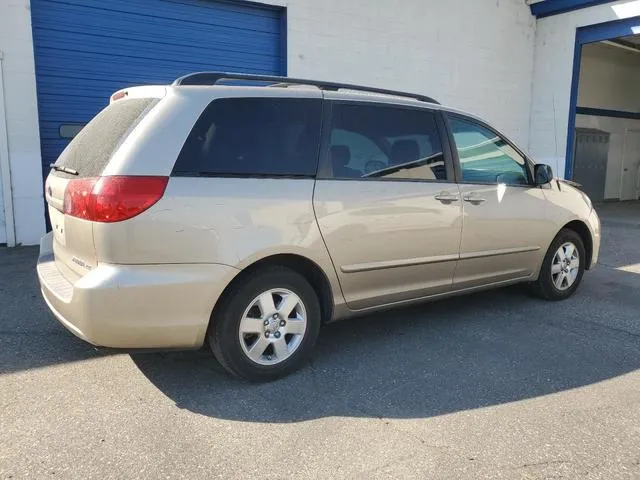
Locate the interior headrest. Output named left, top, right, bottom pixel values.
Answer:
left=391, top=140, right=420, bottom=164
left=331, top=145, right=351, bottom=166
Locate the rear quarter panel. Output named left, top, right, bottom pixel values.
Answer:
left=93, top=178, right=347, bottom=311
left=93, top=87, right=348, bottom=318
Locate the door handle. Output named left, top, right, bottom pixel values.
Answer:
left=434, top=192, right=459, bottom=204
left=463, top=193, right=486, bottom=205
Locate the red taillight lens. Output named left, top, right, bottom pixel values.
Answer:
left=64, top=178, right=98, bottom=219
left=110, top=90, right=128, bottom=102
left=63, top=176, right=168, bottom=222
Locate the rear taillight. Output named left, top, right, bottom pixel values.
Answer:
left=63, top=176, right=168, bottom=223
left=110, top=90, right=128, bottom=102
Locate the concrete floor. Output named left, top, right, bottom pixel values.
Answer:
left=596, top=200, right=640, bottom=226
left=1, top=204, right=639, bottom=479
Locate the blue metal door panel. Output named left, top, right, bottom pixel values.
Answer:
left=31, top=0, right=285, bottom=178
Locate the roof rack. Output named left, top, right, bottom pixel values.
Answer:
left=172, top=71, right=439, bottom=105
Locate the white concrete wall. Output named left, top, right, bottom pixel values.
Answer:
left=0, top=65, right=6, bottom=245
left=0, top=0, right=44, bottom=246
left=529, top=0, right=640, bottom=178
left=268, top=0, right=536, bottom=147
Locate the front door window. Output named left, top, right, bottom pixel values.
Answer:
left=448, top=116, right=530, bottom=186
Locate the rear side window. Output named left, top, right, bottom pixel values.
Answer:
left=52, top=98, right=156, bottom=178
left=324, top=102, right=447, bottom=181
left=173, top=98, right=322, bottom=177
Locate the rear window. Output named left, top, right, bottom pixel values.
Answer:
left=52, top=98, right=156, bottom=178
left=172, top=97, right=322, bottom=177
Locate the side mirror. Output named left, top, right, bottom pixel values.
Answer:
left=534, top=164, right=553, bottom=185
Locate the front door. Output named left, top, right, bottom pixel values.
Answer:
left=446, top=114, right=556, bottom=290
left=621, top=130, right=640, bottom=201
left=314, top=101, right=462, bottom=310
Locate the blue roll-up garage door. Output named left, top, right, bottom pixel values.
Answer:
left=31, top=0, right=285, bottom=179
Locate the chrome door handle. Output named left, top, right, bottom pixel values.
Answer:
left=434, top=192, right=459, bottom=204
left=463, top=194, right=486, bottom=205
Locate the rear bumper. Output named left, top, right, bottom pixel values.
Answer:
left=37, top=232, right=239, bottom=349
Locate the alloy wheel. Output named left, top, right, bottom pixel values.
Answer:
left=551, top=242, right=580, bottom=291
left=238, top=288, right=307, bottom=366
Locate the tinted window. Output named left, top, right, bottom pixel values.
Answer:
left=52, top=98, right=156, bottom=178
left=326, top=103, right=447, bottom=181
left=174, top=98, right=322, bottom=177
left=448, top=117, right=530, bottom=186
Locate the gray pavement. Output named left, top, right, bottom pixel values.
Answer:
left=1, top=202, right=639, bottom=479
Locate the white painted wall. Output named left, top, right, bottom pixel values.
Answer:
left=0, top=62, right=5, bottom=244
left=0, top=0, right=44, bottom=246
left=278, top=0, right=537, bottom=148
left=529, top=0, right=640, bottom=178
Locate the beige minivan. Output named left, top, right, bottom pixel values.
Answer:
left=38, top=72, right=601, bottom=381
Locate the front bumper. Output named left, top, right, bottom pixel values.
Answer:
left=37, top=232, right=238, bottom=349
left=587, top=208, right=601, bottom=269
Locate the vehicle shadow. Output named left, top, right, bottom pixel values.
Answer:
left=132, top=264, right=640, bottom=422
left=0, top=247, right=104, bottom=375
left=3, top=218, right=639, bottom=420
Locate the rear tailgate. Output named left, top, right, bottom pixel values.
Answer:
left=45, top=175, right=96, bottom=279
left=45, top=90, right=162, bottom=279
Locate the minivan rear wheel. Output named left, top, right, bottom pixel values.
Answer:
left=208, top=267, right=321, bottom=382
left=529, top=228, right=586, bottom=301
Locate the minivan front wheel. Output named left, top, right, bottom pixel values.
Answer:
left=530, top=228, right=586, bottom=301
left=209, top=267, right=321, bottom=382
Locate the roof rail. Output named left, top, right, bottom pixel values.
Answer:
left=172, top=71, right=439, bottom=105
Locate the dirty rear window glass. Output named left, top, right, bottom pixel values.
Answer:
left=51, top=98, right=156, bottom=178
left=173, top=97, right=322, bottom=177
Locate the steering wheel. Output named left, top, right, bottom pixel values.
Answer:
left=364, top=160, right=387, bottom=175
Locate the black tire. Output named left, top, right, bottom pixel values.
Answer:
left=529, top=228, right=586, bottom=301
left=208, top=266, right=321, bottom=382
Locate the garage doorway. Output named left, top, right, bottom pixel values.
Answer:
left=566, top=16, right=640, bottom=205
left=572, top=37, right=640, bottom=202
left=31, top=0, right=286, bottom=189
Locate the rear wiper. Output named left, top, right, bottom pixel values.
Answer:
left=50, top=164, right=79, bottom=176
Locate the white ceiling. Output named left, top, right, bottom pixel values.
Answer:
left=618, top=34, right=640, bottom=47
